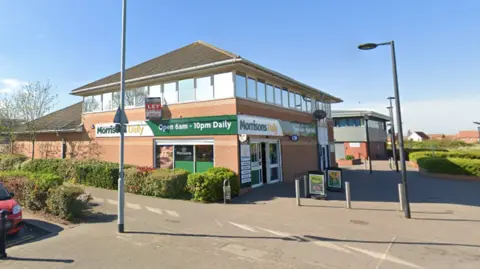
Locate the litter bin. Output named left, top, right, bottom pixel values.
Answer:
left=325, top=167, right=344, bottom=192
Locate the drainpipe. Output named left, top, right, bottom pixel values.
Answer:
left=55, top=130, right=66, bottom=159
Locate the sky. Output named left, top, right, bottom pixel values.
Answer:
left=1, top=0, right=479, bottom=134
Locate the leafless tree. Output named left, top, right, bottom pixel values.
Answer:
left=0, top=81, right=57, bottom=159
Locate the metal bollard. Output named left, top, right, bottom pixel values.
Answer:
left=295, top=179, right=301, bottom=206
left=364, top=159, right=367, bottom=170
left=0, top=210, right=9, bottom=259
left=223, top=179, right=231, bottom=204
left=398, top=183, right=404, bottom=212
left=303, top=175, right=308, bottom=198
left=345, top=182, right=351, bottom=209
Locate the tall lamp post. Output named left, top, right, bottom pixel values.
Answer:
left=363, top=114, right=372, bottom=174
left=358, top=41, right=411, bottom=219
left=474, top=122, right=480, bottom=144
left=118, top=0, right=127, bottom=233
left=387, top=97, right=399, bottom=172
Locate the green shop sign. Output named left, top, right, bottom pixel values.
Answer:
left=146, top=115, right=238, bottom=136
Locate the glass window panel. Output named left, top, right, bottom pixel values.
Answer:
left=163, top=82, right=177, bottom=105
left=178, top=78, right=195, bottom=102
left=282, top=89, right=289, bottom=108
left=149, top=85, right=161, bottom=98
left=235, top=73, right=247, bottom=98
left=269, top=143, right=278, bottom=165
left=214, top=72, right=234, bottom=99
left=102, top=92, right=112, bottom=111
left=196, top=76, right=213, bottom=101
left=83, top=96, right=93, bottom=112
left=156, top=145, right=173, bottom=169
left=247, top=77, right=256, bottom=99
left=134, top=87, right=147, bottom=107
left=174, top=145, right=194, bottom=161
left=256, top=80, right=266, bottom=103
left=266, top=84, right=274, bottom=103
left=289, top=91, right=295, bottom=108
left=125, top=90, right=135, bottom=107
left=92, top=94, right=102, bottom=112
left=275, top=86, right=282, bottom=106
left=295, top=93, right=302, bottom=110
left=306, top=99, right=312, bottom=112
left=195, top=145, right=213, bottom=162
left=112, top=92, right=120, bottom=108
left=301, top=97, right=306, bottom=111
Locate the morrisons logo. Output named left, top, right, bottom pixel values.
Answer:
left=97, top=126, right=118, bottom=134
left=239, top=120, right=268, bottom=132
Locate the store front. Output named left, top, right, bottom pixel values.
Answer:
left=154, top=139, right=214, bottom=173
left=249, top=139, right=282, bottom=187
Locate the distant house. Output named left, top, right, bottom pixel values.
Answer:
left=407, top=131, right=429, bottom=142
left=428, top=134, right=446, bottom=140
left=455, top=131, right=480, bottom=144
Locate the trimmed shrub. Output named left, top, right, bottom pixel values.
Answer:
left=21, top=158, right=64, bottom=174
left=124, top=167, right=144, bottom=194
left=409, top=151, right=480, bottom=163
left=0, top=154, right=28, bottom=171
left=345, top=155, right=355, bottom=160
left=75, top=161, right=119, bottom=189
left=142, top=169, right=189, bottom=198
left=46, top=186, right=90, bottom=220
left=187, top=167, right=238, bottom=202
left=417, top=157, right=480, bottom=177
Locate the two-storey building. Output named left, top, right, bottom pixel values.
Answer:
left=13, top=41, right=341, bottom=192
left=332, top=110, right=390, bottom=160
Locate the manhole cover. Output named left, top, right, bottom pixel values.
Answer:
left=350, top=220, right=369, bottom=225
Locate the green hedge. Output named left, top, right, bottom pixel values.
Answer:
left=0, top=154, right=28, bottom=170
left=74, top=161, right=120, bottom=189
left=21, top=158, right=76, bottom=180
left=417, top=157, right=480, bottom=177
left=409, top=151, right=480, bottom=162
left=187, top=167, right=238, bottom=202
left=46, top=186, right=90, bottom=220
left=125, top=167, right=189, bottom=198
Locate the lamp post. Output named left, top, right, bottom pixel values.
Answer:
left=474, top=122, right=480, bottom=144
left=118, top=0, right=127, bottom=233
left=387, top=97, right=399, bottom=172
left=358, top=41, right=411, bottom=219
left=364, top=114, right=372, bottom=174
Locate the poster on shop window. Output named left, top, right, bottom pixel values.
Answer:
left=240, top=144, right=251, bottom=184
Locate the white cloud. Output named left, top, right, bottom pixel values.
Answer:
left=0, top=78, right=27, bottom=93
left=335, top=95, right=480, bottom=135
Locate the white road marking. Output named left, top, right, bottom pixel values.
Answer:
left=165, top=210, right=180, bottom=218
left=345, top=245, right=422, bottom=269
left=215, top=220, right=223, bottom=227
left=376, top=235, right=397, bottom=269
left=90, top=196, right=104, bottom=204
left=255, top=227, right=291, bottom=237
left=228, top=222, right=257, bottom=233
left=126, top=202, right=141, bottom=210
left=145, top=206, right=163, bottom=215
left=107, top=199, right=118, bottom=205
left=312, top=241, right=353, bottom=254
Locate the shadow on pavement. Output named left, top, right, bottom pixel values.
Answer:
left=233, top=164, right=480, bottom=208
left=413, top=217, right=480, bottom=223
left=78, top=211, right=117, bottom=224
left=7, top=219, right=62, bottom=249
left=126, top=231, right=297, bottom=241
left=5, top=257, right=74, bottom=263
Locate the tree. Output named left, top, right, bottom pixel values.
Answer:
left=0, top=81, right=57, bottom=159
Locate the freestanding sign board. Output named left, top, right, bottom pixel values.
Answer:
left=145, top=97, right=162, bottom=120
left=326, top=167, right=343, bottom=192
left=308, top=171, right=326, bottom=198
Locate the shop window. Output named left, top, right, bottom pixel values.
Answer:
left=163, top=82, right=178, bottom=105
left=247, top=77, right=256, bottom=100
left=235, top=73, right=247, bottom=98
left=306, top=99, right=312, bottom=112
left=295, top=93, right=302, bottom=110
left=178, top=78, right=195, bottom=102
left=266, top=84, right=274, bottom=103
left=275, top=86, right=282, bottom=106
left=174, top=145, right=194, bottom=172
left=134, top=87, right=147, bottom=107
left=155, top=145, right=173, bottom=169
left=289, top=91, right=295, bottom=109
left=149, top=85, right=161, bottom=98
left=195, top=145, right=214, bottom=172
left=282, top=89, right=289, bottom=108
left=257, top=80, right=266, bottom=103
left=213, top=72, right=234, bottom=99
left=125, top=90, right=135, bottom=107
left=196, top=76, right=213, bottom=101
left=102, top=92, right=112, bottom=111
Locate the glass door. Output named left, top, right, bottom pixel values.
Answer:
left=250, top=143, right=263, bottom=187
left=267, top=142, right=280, bottom=183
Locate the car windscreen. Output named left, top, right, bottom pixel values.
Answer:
left=0, top=183, right=11, bottom=200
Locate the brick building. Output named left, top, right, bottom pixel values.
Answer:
left=13, top=41, right=341, bottom=192
left=332, top=110, right=390, bottom=160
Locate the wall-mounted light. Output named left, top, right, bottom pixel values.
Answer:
left=91, top=124, right=95, bottom=130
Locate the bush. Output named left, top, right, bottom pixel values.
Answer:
left=417, top=157, right=480, bottom=177
left=124, top=167, right=144, bottom=194
left=409, top=151, right=480, bottom=163
left=0, top=154, right=28, bottom=171
left=187, top=167, right=238, bottom=202
left=46, top=186, right=90, bottom=220
left=142, top=169, right=189, bottom=198
left=345, top=155, right=355, bottom=160
left=75, top=161, right=119, bottom=189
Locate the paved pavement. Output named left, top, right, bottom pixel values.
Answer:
left=1, top=161, right=479, bottom=268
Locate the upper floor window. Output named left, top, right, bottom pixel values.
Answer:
left=275, top=86, right=282, bottom=106
left=103, top=92, right=112, bottom=111
left=306, top=99, right=312, bottom=112
left=213, top=72, right=234, bottom=99
left=295, top=93, right=302, bottom=110
left=282, top=89, right=289, bottom=108
left=289, top=91, right=295, bottom=109
left=134, top=87, right=147, bottom=107
left=178, top=79, right=195, bottom=102
left=256, top=80, right=266, bottom=103
left=149, top=85, right=161, bottom=97
left=247, top=77, right=256, bottom=100
left=163, top=82, right=177, bottom=105
left=235, top=73, right=247, bottom=98
left=196, top=76, right=213, bottom=101
left=266, top=84, right=274, bottom=104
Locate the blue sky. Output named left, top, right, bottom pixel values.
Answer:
left=1, top=0, right=479, bottom=134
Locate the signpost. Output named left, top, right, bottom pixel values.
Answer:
left=145, top=97, right=162, bottom=120
left=308, top=171, right=326, bottom=199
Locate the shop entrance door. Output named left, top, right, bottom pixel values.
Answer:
left=250, top=143, right=263, bottom=187
left=267, top=142, right=281, bottom=183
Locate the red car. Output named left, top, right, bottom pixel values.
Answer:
left=0, top=182, right=22, bottom=236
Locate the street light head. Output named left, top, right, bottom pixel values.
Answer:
left=474, top=121, right=480, bottom=125
left=358, top=43, right=378, bottom=50
left=387, top=97, right=395, bottom=100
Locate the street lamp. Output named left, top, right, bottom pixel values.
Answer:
left=387, top=97, right=399, bottom=172
left=358, top=40, right=411, bottom=219
left=474, top=122, right=480, bottom=144
left=363, top=114, right=372, bottom=174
